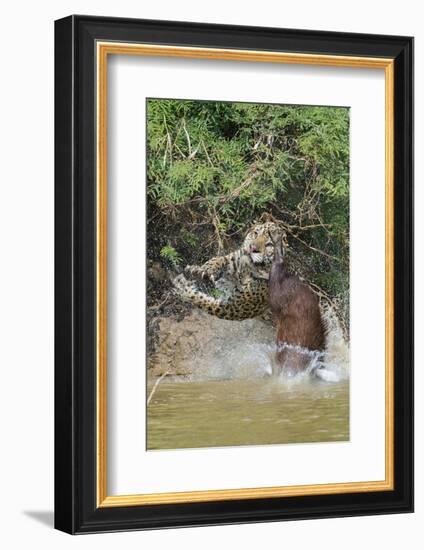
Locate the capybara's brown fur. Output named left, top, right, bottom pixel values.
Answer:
left=269, top=232, right=326, bottom=374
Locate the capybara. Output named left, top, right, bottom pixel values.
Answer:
left=268, top=231, right=326, bottom=375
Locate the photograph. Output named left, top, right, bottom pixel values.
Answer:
left=145, top=98, right=351, bottom=450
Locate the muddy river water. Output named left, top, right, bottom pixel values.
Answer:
left=147, top=375, right=349, bottom=450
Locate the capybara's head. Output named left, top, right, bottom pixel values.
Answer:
left=269, top=227, right=288, bottom=259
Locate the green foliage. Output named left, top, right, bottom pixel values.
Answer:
left=209, top=288, right=225, bottom=299
left=160, top=245, right=182, bottom=267
left=147, top=98, right=350, bottom=327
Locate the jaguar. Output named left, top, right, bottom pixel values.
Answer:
left=172, top=219, right=286, bottom=320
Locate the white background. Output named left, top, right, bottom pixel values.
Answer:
left=0, top=1, right=421, bottom=548
left=108, top=57, right=386, bottom=495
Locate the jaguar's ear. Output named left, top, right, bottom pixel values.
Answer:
left=259, top=212, right=276, bottom=223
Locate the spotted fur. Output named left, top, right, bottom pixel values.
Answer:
left=173, top=221, right=286, bottom=320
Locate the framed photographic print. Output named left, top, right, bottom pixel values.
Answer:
left=54, top=15, right=413, bottom=534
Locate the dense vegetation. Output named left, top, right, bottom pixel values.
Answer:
left=146, top=99, right=350, bottom=333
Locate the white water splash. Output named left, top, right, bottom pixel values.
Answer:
left=182, top=306, right=349, bottom=385
left=185, top=340, right=349, bottom=384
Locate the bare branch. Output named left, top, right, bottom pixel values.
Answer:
left=181, top=118, right=192, bottom=156
left=210, top=205, right=224, bottom=253
left=286, top=223, right=333, bottom=231
left=200, top=139, right=214, bottom=167
left=286, top=227, right=341, bottom=262
left=147, top=371, right=169, bottom=406
left=268, top=214, right=341, bottom=263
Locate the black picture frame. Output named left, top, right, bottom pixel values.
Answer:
left=55, top=15, right=414, bottom=534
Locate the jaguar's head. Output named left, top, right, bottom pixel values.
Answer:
left=243, top=220, right=284, bottom=265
